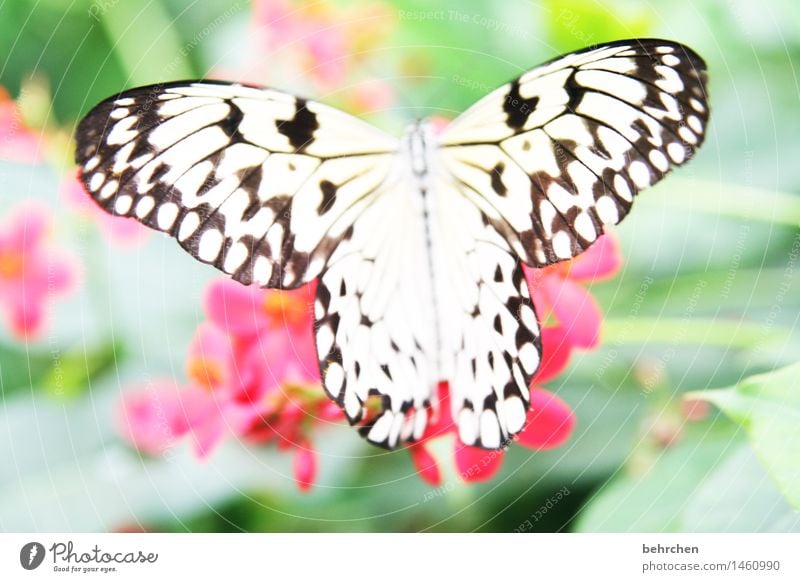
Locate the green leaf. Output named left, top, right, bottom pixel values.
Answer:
left=0, top=344, right=53, bottom=395
left=575, top=426, right=735, bottom=532
left=0, top=340, right=121, bottom=399
left=687, top=363, right=800, bottom=509
left=683, top=445, right=800, bottom=532
left=544, top=0, right=653, bottom=53
left=40, top=341, right=123, bottom=399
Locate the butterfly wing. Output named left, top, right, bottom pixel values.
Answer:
left=314, top=157, right=541, bottom=449
left=313, top=160, right=438, bottom=447
left=428, top=168, right=541, bottom=448
left=76, top=81, right=398, bottom=289
left=438, top=38, right=709, bottom=267
left=432, top=38, right=709, bottom=447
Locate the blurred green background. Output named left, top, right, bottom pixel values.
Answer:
left=1, top=0, right=799, bottom=532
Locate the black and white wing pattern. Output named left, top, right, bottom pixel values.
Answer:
left=76, top=81, right=397, bottom=289
left=76, top=38, right=709, bottom=452
left=439, top=38, right=709, bottom=267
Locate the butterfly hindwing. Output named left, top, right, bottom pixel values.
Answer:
left=76, top=81, right=398, bottom=289
left=430, top=171, right=541, bottom=448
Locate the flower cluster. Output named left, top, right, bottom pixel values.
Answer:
left=0, top=202, right=77, bottom=340
left=246, top=0, right=396, bottom=113
left=118, top=279, right=341, bottom=491
left=119, top=235, right=622, bottom=489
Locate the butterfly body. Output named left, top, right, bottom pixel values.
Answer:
left=76, top=39, right=709, bottom=451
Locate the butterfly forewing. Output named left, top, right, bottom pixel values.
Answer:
left=439, top=39, right=709, bottom=267
left=75, top=81, right=398, bottom=289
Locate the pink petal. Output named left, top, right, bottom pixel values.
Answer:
left=293, top=443, right=317, bottom=492
left=191, top=417, right=225, bottom=459
left=0, top=91, right=42, bottom=163
left=204, top=278, right=268, bottom=337
left=410, top=444, right=442, bottom=486
left=5, top=201, right=49, bottom=252
left=567, top=233, right=622, bottom=282
left=117, top=381, right=189, bottom=455
left=186, top=323, right=233, bottom=390
left=43, top=253, right=78, bottom=294
left=534, top=325, right=572, bottom=384
left=517, top=388, right=575, bottom=450
left=422, top=382, right=454, bottom=441
left=544, top=277, right=603, bottom=350
left=98, top=214, right=149, bottom=247
left=455, top=444, right=505, bottom=483
left=7, top=296, right=45, bottom=340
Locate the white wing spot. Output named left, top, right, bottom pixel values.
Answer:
left=325, top=363, right=345, bottom=399
left=574, top=211, right=597, bottom=242
left=504, top=397, right=527, bottom=433
left=479, top=410, right=501, bottom=449
left=316, top=324, right=334, bottom=356
left=687, top=115, right=703, bottom=134
left=629, top=160, right=651, bottom=188
left=84, top=156, right=100, bottom=172
left=178, top=211, right=201, bottom=241
left=667, top=142, right=686, bottom=163
left=223, top=241, right=249, bottom=273
left=458, top=409, right=478, bottom=445
left=110, top=107, right=129, bottom=120
left=518, top=342, right=540, bottom=374
left=596, top=196, right=619, bottom=224
left=648, top=149, right=669, bottom=172
left=678, top=126, right=698, bottom=145
left=552, top=230, right=572, bottom=259
left=89, top=172, right=105, bottom=192
left=198, top=229, right=224, bottom=262
left=613, top=174, right=633, bottom=202
left=114, top=194, right=132, bottom=214
left=135, top=196, right=155, bottom=218
left=661, top=54, right=680, bottom=66
left=689, top=98, right=705, bottom=113
left=99, top=180, right=119, bottom=200
left=253, top=256, right=272, bottom=285
left=157, top=202, right=179, bottom=230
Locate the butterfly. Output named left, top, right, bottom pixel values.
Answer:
left=75, top=38, right=709, bottom=451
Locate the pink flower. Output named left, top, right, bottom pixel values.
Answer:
left=117, top=379, right=188, bottom=456
left=525, top=234, right=622, bottom=361
left=0, top=202, right=77, bottom=339
left=251, top=0, right=394, bottom=91
left=410, top=382, right=576, bottom=485
left=204, top=278, right=320, bottom=387
left=61, top=170, right=148, bottom=247
left=0, top=86, right=42, bottom=163
left=118, top=279, right=338, bottom=491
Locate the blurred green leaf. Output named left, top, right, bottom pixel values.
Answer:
left=687, top=363, right=800, bottom=509
left=40, top=340, right=123, bottom=399
left=576, top=424, right=800, bottom=532
left=0, top=340, right=120, bottom=399
left=544, top=0, right=652, bottom=52
left=99, top=0, right=194, bottom=86
left=575, top=424, right=737, bottom=532
left=683, top=445, right=800, bottom=532
left=0, top=344, right=53, bottom=395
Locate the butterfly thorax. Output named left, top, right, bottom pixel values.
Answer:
left=403, top=120, right=435, bottom=179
